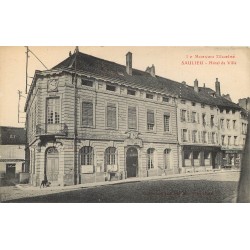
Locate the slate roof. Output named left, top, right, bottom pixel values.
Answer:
left=0, top=126, right=26, bottom=145
left=52, top=52, right=242, bottom=109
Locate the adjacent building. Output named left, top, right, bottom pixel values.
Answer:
left=0, top=126, right=26, bottom=183
left=24, top=50, right=248, bottom=186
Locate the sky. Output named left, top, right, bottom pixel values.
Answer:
left=0, top=46, right=249, bottom=128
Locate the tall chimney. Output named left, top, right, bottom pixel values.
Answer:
left=194, top=79, right=199, bottom=92
left=126, top=52, right=132, bottom=75
left=215, top=78, right=221, bottom=96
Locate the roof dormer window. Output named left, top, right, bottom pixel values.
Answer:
left=106, top=84, right=116, bottom=92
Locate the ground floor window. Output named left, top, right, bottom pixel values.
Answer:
left=164, top=149, right=171, bottom=169
left=80, top=146, right=93, bottom=165
left=193, top=151, right=200, bottom=166
left=147, top=148, right=155, bottom=169
left=204, top=152, right=211, bottom=166
left=184, top=150, right=192, bottom=167
left=105, top=147, right=116, bottom=165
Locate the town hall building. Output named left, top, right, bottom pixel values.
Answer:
left=24, top=49, right=247, bottom=186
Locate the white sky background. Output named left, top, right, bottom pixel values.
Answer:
left=0, top=46, right=249, bottom=127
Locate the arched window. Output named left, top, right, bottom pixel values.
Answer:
left=164, top=149, right=171, bottom=169
left=147, top=148, right=155, bottom=169
left=80, top=146, right=93, bottom=165
left=105, top=147, right=116, bottom=165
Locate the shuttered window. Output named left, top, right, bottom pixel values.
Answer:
left=82, top=102, right=93, bottom=127
left=147, top=148, right=155, bottom=169
left=107, top=103, right=117, bottom=129
left=147, top=110, right=154, bottom=131
left=128, top=106, right=137, bottom=129
left=180, top=109, right=186, bottom=122
left=182, top=129, right=188, bottom=142
left=164, top=113, right=170, bottom=132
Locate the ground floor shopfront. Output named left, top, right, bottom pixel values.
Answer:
left=28, top=137, right=179, bottom=186
left=221, top=149, right=243, bottom=168
left=180, top=145, right=222, bottom=173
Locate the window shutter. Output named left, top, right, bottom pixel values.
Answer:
left=181, top=129, right=184, bottom=142
left=82, top=102, right=93, bottom=127
left=107, top=103, right=116, bottom=128
left=188, top=130, right=191, bottom=142
left=198, top=131, right=200, bottom=142
left=128, top=106, right=137, bottom=129
left=147, top=110, right=154, bottom=124
left=187, top=110, right=190, bottom=122
left=197, top=113, right=200, bottom=124
left=192, top=131, right=194, bottom=142
left=180, top=109, right=182, bottom=121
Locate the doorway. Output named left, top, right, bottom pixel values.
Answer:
left=45, top=147, right=59, bottom=181
left=126, top=147, right=138, bottom=178
left=6, top=164, right=16, bottom=179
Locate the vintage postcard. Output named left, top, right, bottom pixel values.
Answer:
left=0, top=46, right=249, bottom=203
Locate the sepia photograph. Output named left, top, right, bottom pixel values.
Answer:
left=0, top=46, right=249, bottom=203
left=1, top=1, right=250, bottom=250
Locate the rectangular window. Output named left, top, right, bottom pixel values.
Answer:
left=212, top=132, right=216, bottom=144
left=127, top=89, right=136, bottom=96
left=233, top=120, right=236, bottom=129
left=220, top=119, right=224, bottom=129
left=46, top=98, right=60, bottom=124
left=82, top=101, right=93, bottom=127
left=106, top=84, right=116, bottom=92
left=227, top=119, right=230, bottom=129
left=164, top=113, right=170, bottom=132
left=182, top=129, right=188, bottom=142
left=181, top=109, right=186, bottom=122
left=202, top=113, right=206, bottom=126
left=234, top=136, right=237, bottom=146
left=228, top=136, right=231, bottom=145
left=147, top=110, right=155, bottom=131
left=192, top=102, right=196, bottom=106
left=107, top=103, right=117, bottom=129
left=163, top=97, right=170, bottom=102
left=181, top=100, right=186, bottom=104
left=201, top=104, right=205, bottom=108
left=222, top=135, right=225, bottom=145
left=81, top=79, right=93, bottom=87
left=128, top=106, right=137, bottom=130
left=211, top=115, right=214, bottom=127
left=191, top=112, right=196, bottom=123
left=203, top=132, right=207, bottom=143
left=146, top=93, right=153, bottom=99
left=210, top=106, right=214, bottom=110
left=192, top=130, right=198, bottom=143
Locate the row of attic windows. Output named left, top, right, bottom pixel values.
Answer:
left=81, top=78, right=171, bottom=103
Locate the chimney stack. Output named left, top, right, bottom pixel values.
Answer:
left=215, top=78, right=221, bottom=96
left=194, top=79, right=199, bottom=92
left=146, top=64, right=155, bottom=77
left=126, top=52, right=132, bottom=75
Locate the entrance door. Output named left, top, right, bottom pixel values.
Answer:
left=46, top=147, right=59, bottom=181
left=6, top=164, right=16, bottom=179
left=126, top=147, right=138, bottom=178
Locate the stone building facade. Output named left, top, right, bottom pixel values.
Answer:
left=24, top=50, right=248, bottom=186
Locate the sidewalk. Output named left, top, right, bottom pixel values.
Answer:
left=16, top=169, right=240, bottom=192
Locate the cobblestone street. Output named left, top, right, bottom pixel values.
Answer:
left=1, top=170, right=240, bottom=203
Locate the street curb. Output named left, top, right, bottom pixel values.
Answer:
left=15, top=169, right=240, bottom=192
